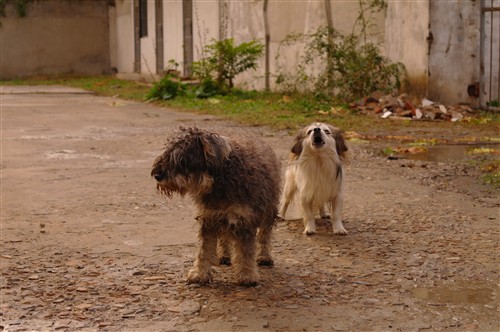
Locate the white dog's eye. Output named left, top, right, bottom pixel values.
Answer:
left=324, top=130, right=331, bottom=135
left=306, top=129, right=313, bottom=135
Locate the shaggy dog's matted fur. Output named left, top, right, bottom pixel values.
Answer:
left=279, top=122, right=348, bottom=235
left=151, top=127, right=281, bottom=286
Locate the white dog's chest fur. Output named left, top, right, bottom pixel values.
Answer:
left=294, top=151, right=342, bottom=206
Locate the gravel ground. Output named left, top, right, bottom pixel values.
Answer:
left=1, top=86, right=498, bottom=331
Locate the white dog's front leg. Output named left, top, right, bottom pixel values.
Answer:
left=330, top=196, right=347, bottom=235
left=301, top=200, right=316, bottom=235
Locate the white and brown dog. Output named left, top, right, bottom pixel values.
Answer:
left=279, top=123, right=348, bottom=235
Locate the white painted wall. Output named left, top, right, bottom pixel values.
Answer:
left=384, top=1, right=430, bottom=97
left=192, top=1, right=219, bottom=61
left=0, top=0, right=111, bottom=79
left=428, top=0, right=481, bottom=105
left=108, top=0, right=488, bottom=105
left=140, top=0, right=157, bottom=77
left=163, top=1, right=183, bottom=71
left=113, top=0, right=134, bottom=74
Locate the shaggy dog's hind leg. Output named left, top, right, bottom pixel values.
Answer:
left=256, top=223, right=274, bottom=266
left=217, top=232, right=232, bottom=265
left=231, top=228, right=259, bottom=287
left=187, top=223, right=218, bottom=284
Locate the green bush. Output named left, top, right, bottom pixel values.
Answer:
left=193, top=79, right=220, bottom=99
left=146, top=76, right=185, bottom=101
left=275, top=26, right=404, bottom=102
left=192, top=38, right=264, bottom=91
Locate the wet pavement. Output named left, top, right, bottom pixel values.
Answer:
left=0, top=86, right=499, bottom=331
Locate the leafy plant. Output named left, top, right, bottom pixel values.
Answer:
left=192, top=38, right=264, bottom=91
left=146, top=76, right=186, bottom=101
left=274, top=0, right=403, bottom=103
left=275, top=26, right=404, bottom=102
left=486, top=99, right=499, bottom=107
left=193, top=79, right=220, bottom=98
left=0, top=0, right=31, bottom=18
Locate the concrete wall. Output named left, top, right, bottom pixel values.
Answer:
left=192, top=1, right=219, bottom=61
left=139, top=0, right=156, bottom=78
left=3, top=0, right=487, bottom=106
left=384, top=1, right=430, bottom=98
left=428, top=0, right=480, bottom=105
left=112, top=0, right=134, bottom=74
left=163, top=1, right=183, bottom=71
left=225, top=0, right=386, bottom=90
left=0, top=0, right=111, bottom=79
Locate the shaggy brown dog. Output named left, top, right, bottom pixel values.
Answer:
left=151, top=127, right=281, bottom=286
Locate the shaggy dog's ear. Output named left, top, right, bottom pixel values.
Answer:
left=199, top=133, right=232, bottom=168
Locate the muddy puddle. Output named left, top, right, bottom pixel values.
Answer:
left=405, top=144, right=499, bottom=163
left=376, top=143, right=500, bottom=163
left=412, top=280, right=499, bottom=305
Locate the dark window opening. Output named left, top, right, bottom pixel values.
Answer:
left=139, top=0, right=148, bottom=38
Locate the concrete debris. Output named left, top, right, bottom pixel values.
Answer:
left=352, top=93, right=476, bottom=122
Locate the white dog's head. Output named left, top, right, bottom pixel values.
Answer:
left=291, top=122, right=348, bottom=159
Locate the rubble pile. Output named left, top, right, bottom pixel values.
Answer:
left=352, top=93, right=476, bottom=122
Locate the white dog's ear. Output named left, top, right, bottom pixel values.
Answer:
left=199, top=133, right=232, bottom=168
left=328, top=125, right=348, bottom=157
left=291, top=127, right=308, bottom=156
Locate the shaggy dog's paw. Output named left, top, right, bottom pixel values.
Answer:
left=257, top=257, right=274, bottom=266
left=237, top=278, right=259, bottom=287
left=187, top=268, right=213, bottom=285
left=219, top=256, right=232, bottom=266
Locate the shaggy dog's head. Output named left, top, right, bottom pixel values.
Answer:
left=151, top=127, right=232, bottom=198
left=291, top=122, right=348, bottom=159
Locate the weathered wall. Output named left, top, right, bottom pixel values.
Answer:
left=140, top=0, right=156, bottom=78
left=163, top=1, right=183, bottom=71
left=112, top=0, right=134, bottom=74
left=108, top=0, right=493, bottom=106
left=0, top=0, right=111, bottom=79
left=192, top=1, right=219, bottom=61
left=384, top=1, right=430, bottom=98
left=428, top=0, right=480, bottom=106
left=225, top=0, right=386, bottom=90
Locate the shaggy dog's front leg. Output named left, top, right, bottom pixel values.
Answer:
left=217, top=233, right=232, bottom=265
left=187, top=223, right=218, bottom=284
left=256, top=224, right=274, bottom=266
left=231, top=228, right=259, bottom=287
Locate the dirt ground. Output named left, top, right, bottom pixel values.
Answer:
left=1, top=86, right=498, bottom=332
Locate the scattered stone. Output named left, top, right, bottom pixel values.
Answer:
left=352, top=94, right=475, bottom=121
